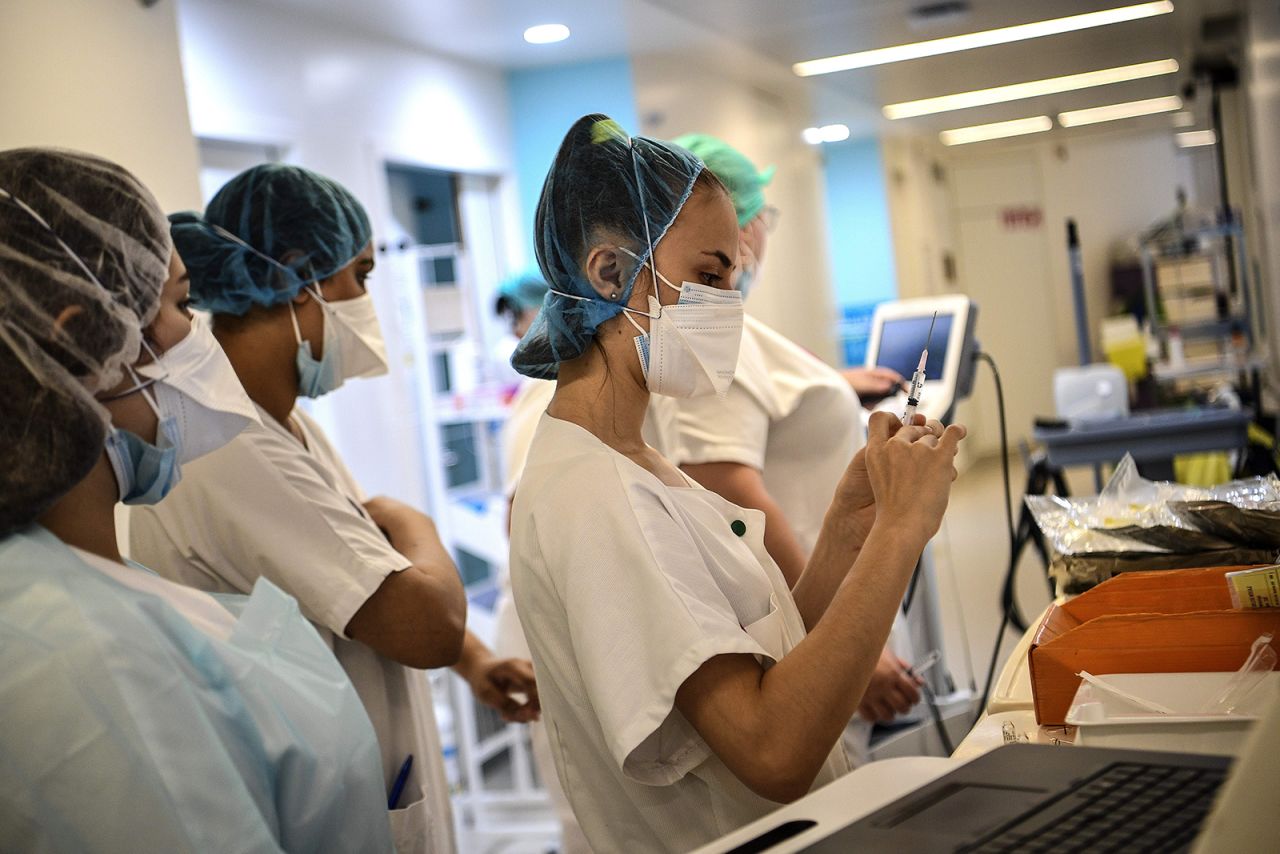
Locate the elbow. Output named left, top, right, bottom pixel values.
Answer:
left=412, top=609, right=466, bottom=669
left=738, top=743, right=820, bottom=804
left=405, top=584, right=466, bottom=669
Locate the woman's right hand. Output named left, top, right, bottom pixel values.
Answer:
left=863, top=411, right=965, bottom=544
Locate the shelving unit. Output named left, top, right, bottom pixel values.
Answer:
left=383, top=164, right=554, bottom=851
left=1139, top=217, right=1260, bottom=380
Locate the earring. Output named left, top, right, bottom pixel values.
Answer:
left=608, top=290, right=620, bottom=300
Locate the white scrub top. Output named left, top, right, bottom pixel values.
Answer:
left=0, top=526, right=393, bottom=853
left=500, top=377, right=556, bottom=499
left=510, top=414, right=850, bottom=854
left=648, top=315, right=913, bottom=763
left=649, top=315, right=864, bottom=556
left=130, top=405, right=454, bottom=854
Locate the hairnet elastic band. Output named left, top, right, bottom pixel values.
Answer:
left=206, top=223, right=362, bottom=290
left=0, top=186, right=109, bottom=293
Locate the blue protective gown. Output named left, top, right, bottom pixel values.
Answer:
left=0, top=526, right=395, bottom=853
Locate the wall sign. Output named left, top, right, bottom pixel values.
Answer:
left=1001, top=206, right=1043, bottom=230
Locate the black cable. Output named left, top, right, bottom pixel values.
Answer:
left=921, top=681, right=955, bottom=756
left=973, top=351, right=1017, bottom=725
left=901, top=557, right=924, bottom=614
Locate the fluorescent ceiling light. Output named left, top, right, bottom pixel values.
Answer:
left=523, top=24, right=570, bottom=44
left=1176, top=129, right=1217, bottom=147
left=1058, top=95, right=1183, bottom=127
left=884, top=58, right=1179, bottom=119
left=802, top=124, right=851, bottom=144
left=794, top=2, right=1174, bottom=76
left=1172, top=110, right=1196, bottom=127
left=940, top=115, right=1053, bottom=146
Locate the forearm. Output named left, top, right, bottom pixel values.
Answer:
left=452, top=630, right=494, bottom=682
left=677, top=524, right=925, bottom=801
left=790, top=497, right=870, bottom=629
left=765, top=526, right=921, bottom=768
left=348, top=503, right=467, bottom=668
left=758, top=497, right=809, bottom=588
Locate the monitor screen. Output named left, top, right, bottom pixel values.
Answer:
left=875, top=313, right=953, bottom=381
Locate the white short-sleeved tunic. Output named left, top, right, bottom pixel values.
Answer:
left=129, top=405, right=453, bottom=854
left=648, top=314, right=863, bottom=556
left=649, top=315, right=912, bottom=762
left=509, top=414, right=850, bottom=854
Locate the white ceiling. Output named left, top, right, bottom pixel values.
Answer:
left=244, top=0, right=1243, bottom=133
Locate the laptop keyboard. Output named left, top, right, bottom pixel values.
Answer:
left=960, top=762, right=1226, bottom=853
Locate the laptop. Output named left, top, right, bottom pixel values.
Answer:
left=724, top=684, right=1278, bottom=853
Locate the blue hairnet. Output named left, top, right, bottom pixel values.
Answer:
left=495, top=270, right=549, bottom=316
left=511, top=114, right=706, bottom=379
left=171, top=164, right=372, bottom=316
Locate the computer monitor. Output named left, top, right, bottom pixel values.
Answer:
left=864, top=295, right=979, bottom=424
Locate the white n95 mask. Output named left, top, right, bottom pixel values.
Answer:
left=616, top=245, right=744, bottom=398
left=292, top=288, right=389, bottom=398
left=135, top=314, right=261, bottom=462
left=625, top=294, right=743, bottom=398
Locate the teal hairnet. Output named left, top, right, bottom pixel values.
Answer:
left=170, top=164, right=372, bottom=316
left=495, top=270, right=548, bottom=316
left=511, top=114, right=706, bottom=379
left=672, top=134, right=774, bottom=228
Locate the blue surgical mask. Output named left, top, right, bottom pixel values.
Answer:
left=102, top=372, right=184, bottom=505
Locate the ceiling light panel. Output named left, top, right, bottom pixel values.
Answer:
left=884, top=59, right=1179, bottom=119
left=1176, top=130, right=1217, bottom=147
left=1058, top=95, right=1183, bottom=127
left=794, top=2, right=1174, bottom=76
left=523, top=24, right=570, bottom=44
left=940, top=115, right=1053, bottom=145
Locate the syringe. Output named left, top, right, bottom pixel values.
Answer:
left=901, top=311, right=938, bottom=425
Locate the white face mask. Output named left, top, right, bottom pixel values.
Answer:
left=135, top=314, right=262, bottom=462
left=324, top=289, right=390, bottom=381
left=617, top=247, right=744, bottom=398
left=290, top=288, right=390, bottom=397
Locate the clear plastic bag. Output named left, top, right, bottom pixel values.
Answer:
left=1025, top=455, right=1280, bottom=591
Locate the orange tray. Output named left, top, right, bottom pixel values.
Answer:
left=1029, top=566, right=1280, bottom=726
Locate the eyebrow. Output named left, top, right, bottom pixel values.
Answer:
left=702, top=250, right=734, bottom=269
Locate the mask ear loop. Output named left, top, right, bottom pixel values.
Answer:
left=617, top=246, right=682, bottom=295
left=98, top=338, right=167, bottom=405
left=547, top=288, right=659, bottom=324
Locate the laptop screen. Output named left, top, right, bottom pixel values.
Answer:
left=874, top=313, right=953, bottom=380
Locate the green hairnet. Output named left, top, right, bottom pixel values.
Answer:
left=495, top=271, right=548, bottom=316
left=672, top=134, right=774, bottom=227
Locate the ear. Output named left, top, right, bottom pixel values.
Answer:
left=583, top=245, right=627, bottom=302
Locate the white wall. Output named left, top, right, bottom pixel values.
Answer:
left=631, top=56, right=840, bottom=365
left=0, top=0, right=201, bottom=210
left=176, top=0, right=523, bottom=508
